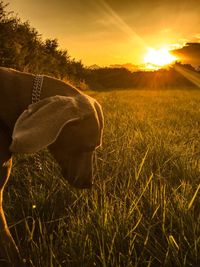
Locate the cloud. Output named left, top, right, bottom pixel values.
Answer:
left=172, top=42, right=200, bottom=66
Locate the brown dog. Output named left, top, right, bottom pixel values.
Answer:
left=0, top=67, right=104, bottom=266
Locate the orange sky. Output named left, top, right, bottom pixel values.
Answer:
left=7, top=0, right=200, bottom=67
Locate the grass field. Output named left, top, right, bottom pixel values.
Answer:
left=5, top=88, right=200, bottom=267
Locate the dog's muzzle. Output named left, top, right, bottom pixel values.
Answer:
left=63, top=152, right=94, bottom=189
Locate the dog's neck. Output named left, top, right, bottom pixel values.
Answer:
left=0, top=67, right=81, bottom=132
left=0, top=67, right=33, bottom=131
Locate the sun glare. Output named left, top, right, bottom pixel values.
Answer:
left=144, top=48, right=177, bottom=69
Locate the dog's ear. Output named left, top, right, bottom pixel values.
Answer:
left=10, top=95, right=86, bottom=154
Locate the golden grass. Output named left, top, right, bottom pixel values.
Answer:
left=5, top=88, right=200, bottom=266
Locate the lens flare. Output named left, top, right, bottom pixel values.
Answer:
left=144, top=48, right=177, bottom=69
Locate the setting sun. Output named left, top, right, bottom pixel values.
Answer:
left=144, top=48, right=177, bottom=69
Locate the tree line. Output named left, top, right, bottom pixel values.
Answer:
left=0, top=1, right=85, bottom=86
left=85, top=63, right=200, bottom=90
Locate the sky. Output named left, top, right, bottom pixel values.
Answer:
left=7, top=0, right=200, bottom=67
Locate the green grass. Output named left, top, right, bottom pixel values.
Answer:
left=5, top=89, right=200, bottom=266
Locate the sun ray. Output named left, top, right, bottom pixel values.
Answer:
left=94, top=0, right=147, bottom=46
left=174, top=64, right=200, bottom=88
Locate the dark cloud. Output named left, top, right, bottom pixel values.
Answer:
left=172, top=43, right=200, bottom=66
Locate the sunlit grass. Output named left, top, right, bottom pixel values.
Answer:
left=5, top=88, right=200, bottom=266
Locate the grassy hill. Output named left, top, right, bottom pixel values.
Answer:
left=6, top=88, right=200, bottom=267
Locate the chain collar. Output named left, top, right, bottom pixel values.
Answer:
left=32, top=75, right=44, bottom=171
left=32, top=75, right=44, bottom=104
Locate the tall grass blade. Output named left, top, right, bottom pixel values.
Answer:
left=188, top=183, right=200, bottom=210
left=135, top=148, right=149, bottom=181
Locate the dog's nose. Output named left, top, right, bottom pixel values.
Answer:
left=63, top=169, right=93, bottom=189
left=69, top=176, right=93, bottom=189
left=74, top=181, right=93, bottom=189
left=63, top=152, right=94, bottom=189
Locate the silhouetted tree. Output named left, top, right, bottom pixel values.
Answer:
left=0, top=1, right=85, bottom=85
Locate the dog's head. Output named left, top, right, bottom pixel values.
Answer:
left=10, top=94, right=104, bottom=189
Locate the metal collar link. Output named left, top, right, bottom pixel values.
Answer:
left=32, top=75, right=44, bottom=104
left=32, top=75, right=44, bottom=171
